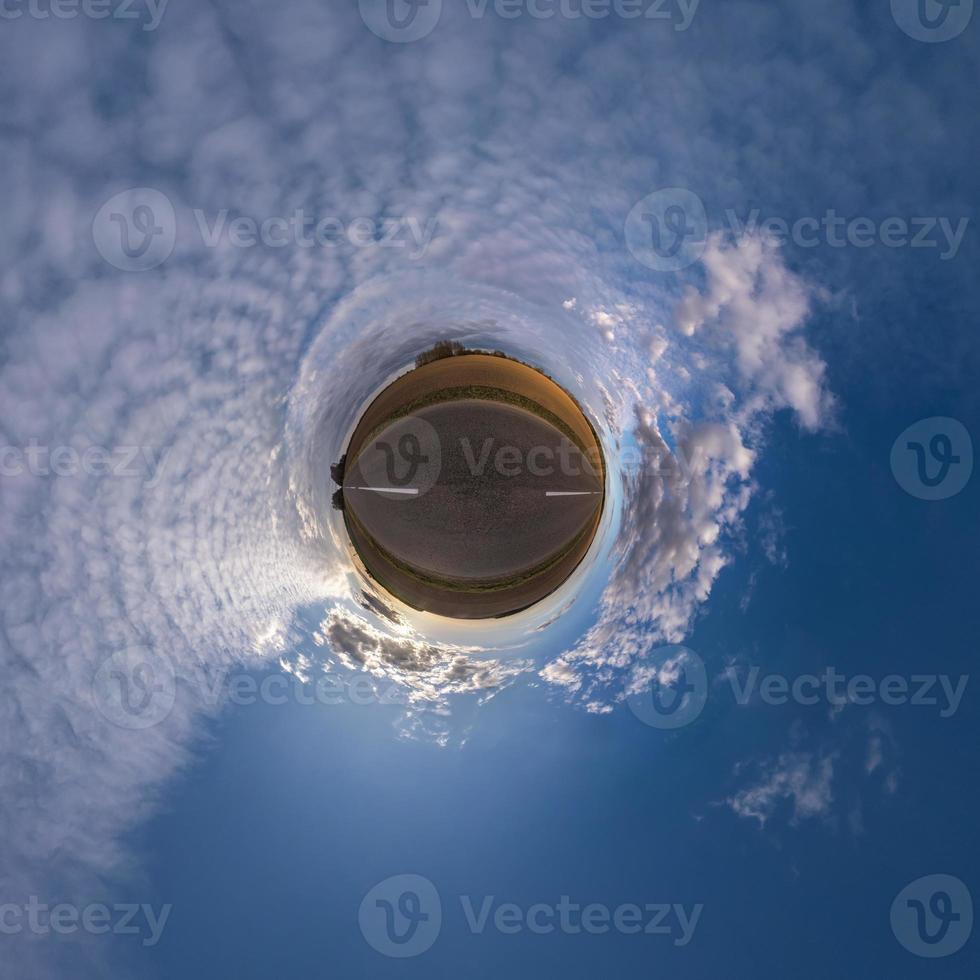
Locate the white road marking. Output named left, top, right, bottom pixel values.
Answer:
left=545, top=491, right=601, bottom=497
left=350, top=487, right=419, bottom=495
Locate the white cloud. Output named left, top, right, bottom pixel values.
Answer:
left=674, top=234, right=834, bottom=431
left=726, top=752, right=837, bottom=828
left=312, top=607, right=531, bottom=706
left=541, top=236, right=829, bottom=706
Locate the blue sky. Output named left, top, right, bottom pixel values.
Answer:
left=0, top=0, right=978, bottom=977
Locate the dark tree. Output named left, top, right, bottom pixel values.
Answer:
left=415, top=340, right=467, bottom=367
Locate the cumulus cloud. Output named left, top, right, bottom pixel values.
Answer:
left=541, top=236, right=829, bottom=705
left=721, top=714, right=901, bottom=833
left=674, top=234, right=834, bottom=431
left=311, top=607, right=531, bottom=706
left=726, top=752, right=837, bottom=828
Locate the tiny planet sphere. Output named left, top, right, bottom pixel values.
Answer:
left=335, top=346, right=606, bottom=619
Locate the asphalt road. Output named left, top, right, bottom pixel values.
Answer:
left=346, top=401, right=601, bottom=580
